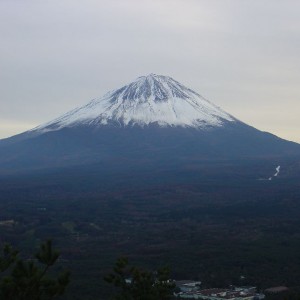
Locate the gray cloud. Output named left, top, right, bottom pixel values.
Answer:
left=0, top=0, right=299, bottom=142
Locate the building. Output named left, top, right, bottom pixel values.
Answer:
left=264, top=286, right=289, bottom=294
left=175, top=286, right=265, bottom=300
left=176, top=280, right=202, bottom=293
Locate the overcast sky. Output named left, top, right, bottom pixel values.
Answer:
left=0, top=0, right=299, bottom=142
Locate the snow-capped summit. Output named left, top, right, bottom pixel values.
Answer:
left=0, top=73, right=299, bottom=173
left=33, top=74, right=235, bottom=133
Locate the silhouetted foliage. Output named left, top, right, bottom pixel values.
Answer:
left=0, top=240, right=70, bottom=300
left=104, top=257, right=175, bottom=300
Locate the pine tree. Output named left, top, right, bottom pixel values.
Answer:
left=0, top=240, right=70, bottom=300
left=104, top=257, right=175, bottom=300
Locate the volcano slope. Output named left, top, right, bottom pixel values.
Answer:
left=0, top=75, right=300, bottom=299
left=0, top=74, right=299, bottom=173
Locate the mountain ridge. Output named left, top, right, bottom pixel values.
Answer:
left=30, top=74, right=236, bottom=134
left=0, top=74, right=299, bottom=173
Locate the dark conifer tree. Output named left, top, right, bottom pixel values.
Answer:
left=104, top=257, right=175, bottom=300
left=0, top=240, right=70, bottom=300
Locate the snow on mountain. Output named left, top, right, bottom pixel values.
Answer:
left=1, top=74, right=299, bottom=173
left=32, top=74, right=236, bottom=133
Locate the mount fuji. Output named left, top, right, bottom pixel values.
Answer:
left=0, top=74, right=299, bottom=173
left=33, top=74, right=235, bottom=130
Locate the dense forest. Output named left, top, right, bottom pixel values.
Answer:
left=0, top=158, right=300, bottom=299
